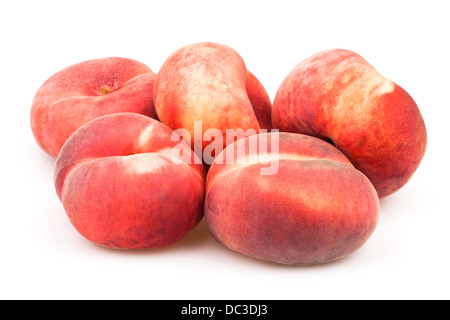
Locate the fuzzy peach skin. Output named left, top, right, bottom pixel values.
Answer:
left=153, top=42, right=272, bottom=154
left=31, top=57, right=157, bottom=158
left=54, top=113, right=205, bottom=249
left=204, top=132, right=379, bottom=265
left=272, top=49, right=427, bottom=198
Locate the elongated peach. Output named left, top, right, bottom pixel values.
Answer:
left=153, top=42, right=272, bottom=162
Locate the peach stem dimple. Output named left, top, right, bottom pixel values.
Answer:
left=98, top=85, right=115, bottom=95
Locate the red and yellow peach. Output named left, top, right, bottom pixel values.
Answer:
left=204, top=132, right=380, bottom=265
left=31, top=57, right=157, bottom=158
left=272, top=49, right=427, bottom=198
left=153, top=42, right=272, bottom=160
left=54, top=113, right=205, bottom=249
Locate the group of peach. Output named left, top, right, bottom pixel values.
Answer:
left=31, top=42, right=427, bottom=266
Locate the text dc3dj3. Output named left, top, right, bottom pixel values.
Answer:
left=181, top=304, right=268, bottom=317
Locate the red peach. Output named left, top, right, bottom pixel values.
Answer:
left=54, top=113, right=205, bottom=249
left=272, top=49, right=427, bottom=198
left=31, top=57, right=157, bottom=158
left=204, top=132, right=379, bottom=265
left=153, top=42, right=272, bottom=159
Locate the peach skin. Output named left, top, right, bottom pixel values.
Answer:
left=31, top=57, right=157, bottom=158
left=153, top=42, right=272, bottom=161
left=272, top=49, right=427, bottom=198
left=54, top=113, right=205, bottom=249
left=204, top=132, right=380, bottom=265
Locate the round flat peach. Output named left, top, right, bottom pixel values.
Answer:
left=272, top=49, right=427, bottom=198
left=55, top=113, right=205, bottom=249
left=204, top=132, right=379, bottom=265
left=31, top=57, right=157, bottom=157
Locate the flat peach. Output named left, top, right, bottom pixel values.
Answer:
left=54, top=113, right=205, bottom=249
left=205, top=132, right=379, bottom=265
left=31, top=57, right=157, bottom=157
left=272, top=49, right=427, bottom=198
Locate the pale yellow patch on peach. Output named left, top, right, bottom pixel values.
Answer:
left=157, top=147, right=179, bottom=157
left=138, top=125, right=157, bottom=148
left=208, top=152, right=344, bottom=192
left=336, top=69, right=394, bottom=114
left=124, top=153, right=167, bottom=175
left=370, top=78, right=395, bottom=96
left=239, top=152, right=322, bottom=165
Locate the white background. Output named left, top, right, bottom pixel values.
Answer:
left=1, top=0, right=449, bottom=300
